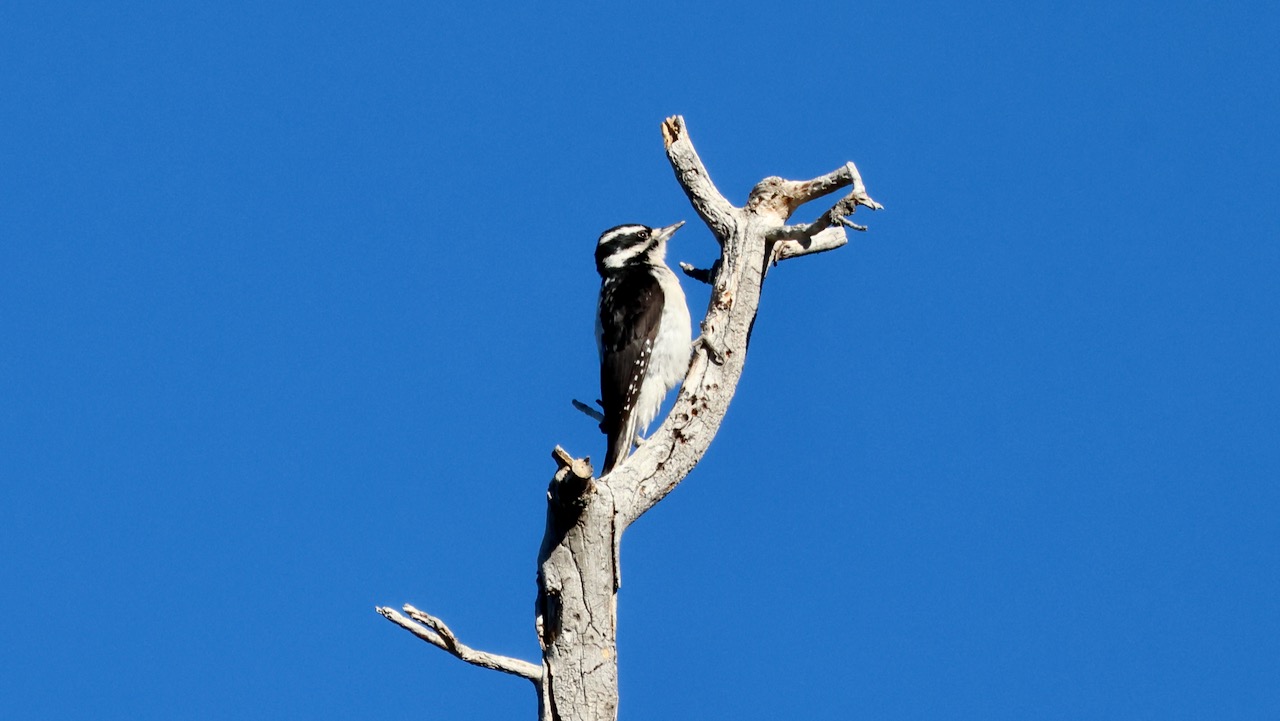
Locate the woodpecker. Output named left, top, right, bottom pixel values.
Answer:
left=595, top=221, right=693, bottom=474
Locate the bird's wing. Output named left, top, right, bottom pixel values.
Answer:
left=598, top=269, right=665, bottom=473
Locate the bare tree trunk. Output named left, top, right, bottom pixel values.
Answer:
left=536, top=453, right=619, bottom=720
left=378, top=116, right=880, bottom=721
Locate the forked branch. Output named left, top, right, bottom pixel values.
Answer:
left=376, top=605, right=542, bottom=684
left=759, top=161, right=882, bottom=263
left=602, top=117, right=879, bottom=529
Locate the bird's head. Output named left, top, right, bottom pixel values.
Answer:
left=595, top=221, right=685, bottom=275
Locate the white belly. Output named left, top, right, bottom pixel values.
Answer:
left=633, top=268, right=692, bottom=433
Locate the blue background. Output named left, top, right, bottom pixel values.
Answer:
left=3, top=2, right=1277, bottom=719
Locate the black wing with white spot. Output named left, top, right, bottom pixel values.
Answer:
left=598, top=267, right=664, bottom=473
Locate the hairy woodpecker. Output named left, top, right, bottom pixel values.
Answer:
left=595, top=221, right=693, bottom=474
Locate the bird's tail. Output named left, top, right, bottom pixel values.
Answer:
left=602, top=430, right=630, bottom=475
left=602, top=411, right=638, bottom=475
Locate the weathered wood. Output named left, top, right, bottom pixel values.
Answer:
left=375, top=606, right=542, bottom=682
left=608, top=117, right=880, bottom=528
left=380, top=115, right=879, bottom=721
left=536, top=477, right=620, bottom=721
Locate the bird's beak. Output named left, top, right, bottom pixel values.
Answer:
left=653, top=220, right=685, bottom=243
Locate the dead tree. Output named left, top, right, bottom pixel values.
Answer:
left=377, top=116, right=880, bottom=720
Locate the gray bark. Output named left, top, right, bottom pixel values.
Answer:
left=378, top=116, right=880, bottom=720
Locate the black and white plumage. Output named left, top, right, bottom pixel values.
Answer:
left=595, top=221, right=692, bottom=474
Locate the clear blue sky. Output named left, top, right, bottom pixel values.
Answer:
left=3, top=2, right=1278, bottom=719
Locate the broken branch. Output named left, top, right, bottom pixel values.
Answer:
left=571, top=399, right=605, bottom=424
left=771, top=226, right=851, bottom=263
left=376, top=605, right=543, bottom=683
left=750, top=160, right=882, bottom=223
left=678, top=260, right=718, bottom=285
left=764, top=162, right=882, bottom=259
left=662, top=116, right=739, bottom=242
